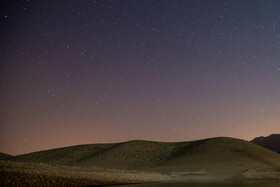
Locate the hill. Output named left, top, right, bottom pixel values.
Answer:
left=7, top=137, right=280, bottom=180
left=0, top=153, right=12, bottom=160
left=251, top=134, right=280, bottom=154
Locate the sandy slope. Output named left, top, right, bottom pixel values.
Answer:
left=2, top=137, right=280, bottom=186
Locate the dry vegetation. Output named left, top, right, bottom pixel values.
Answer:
left=0, top=161, right=170, bottom=186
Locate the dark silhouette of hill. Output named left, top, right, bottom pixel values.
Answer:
left=7, top=137, right=280, bottom=179
left=0, top=153, right=12, bottom=160
left=251, top=134, right=280, bottom=154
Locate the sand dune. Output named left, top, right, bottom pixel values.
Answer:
left=1, top=137, right=280, bottom=186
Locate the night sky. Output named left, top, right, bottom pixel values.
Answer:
left=1, top=0, right=280, bottom=155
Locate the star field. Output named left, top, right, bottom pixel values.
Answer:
left=1, top=0, right=280, bottom=155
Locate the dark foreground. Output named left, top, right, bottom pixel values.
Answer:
left=114, top=181, right=280, bottom=187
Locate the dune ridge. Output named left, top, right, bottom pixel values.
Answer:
left=1, top=137, right=280, bottom=186
left=7, top=137, right=280, bottom=176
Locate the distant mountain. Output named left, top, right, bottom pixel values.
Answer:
left=251, top=134, right=280, bottom=154
left=0, top=152, right=12, bottom=160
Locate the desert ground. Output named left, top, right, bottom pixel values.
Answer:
left=114, top=181, right=280, bottom=187
left=1, top=137, right=280, bottom=186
